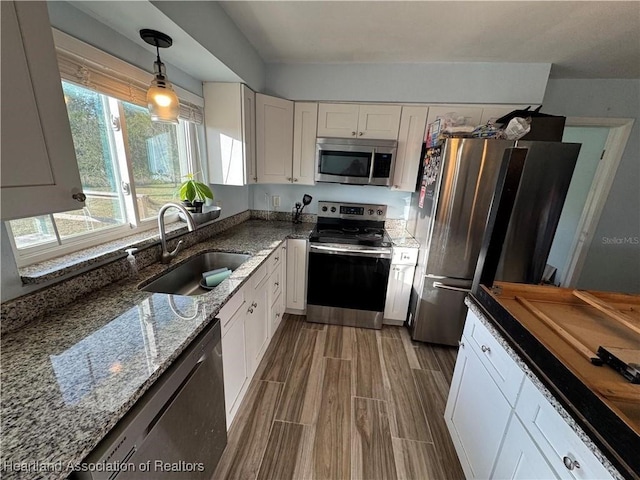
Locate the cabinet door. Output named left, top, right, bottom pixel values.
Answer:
left=357, top=104, right=402, bottom=140
left=286, top=239, right=308, bottom=312
left=222, top=303, right=249, bottom=428
left=242, top=85, right=257, bottom=184
left=445, top=337, right=513, bottom=479
left=493, top=416, right=560, bottom=480
left=245, top=273, right=270, bottom=377
left=1, top=1, right=84, bottom=220
left=204, top=82, right=253, bottom=186
left=383, top=265, right=415, bottom=321
left=317, top=103, right=359, bottom=138
left=256, top=93, right=293, bottom=184
left=292, top=102, right=318, bottom=185
left=392, top=106, right=428, bottom=191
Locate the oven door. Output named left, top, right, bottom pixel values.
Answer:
left=306, top=243, right=391, bottom=329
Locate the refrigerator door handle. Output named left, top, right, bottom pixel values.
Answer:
left=432, top=281, right=471, bottom=293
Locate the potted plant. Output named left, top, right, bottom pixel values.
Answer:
left=176, top=174, right=214, bottom=213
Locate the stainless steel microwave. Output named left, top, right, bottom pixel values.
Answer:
left=315, top=137, right=397, bottom=186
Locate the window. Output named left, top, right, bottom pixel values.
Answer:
left=7, top=81, right=204, bottom=266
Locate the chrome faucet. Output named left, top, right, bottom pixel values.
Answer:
left=158, top=202, right=197, bottom=264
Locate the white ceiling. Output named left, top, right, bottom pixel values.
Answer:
left=219, top=1, right=640, bottom=79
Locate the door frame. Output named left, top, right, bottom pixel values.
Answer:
left=560, top=117, right=634, bottom=287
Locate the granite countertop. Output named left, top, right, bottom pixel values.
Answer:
left=385, top=226, right=420, bottom=249
left=0, top=220, right=313, bottom=480
left=468, top=290, right=636, bottom=480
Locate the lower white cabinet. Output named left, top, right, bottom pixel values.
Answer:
left=286, top=239, right=308, bottom=312
left=220, top=287, right=249, bottom=427
left=445, top=335, right=513, bottom=479
left=244, top=263, right=270, bottom=377
left=383, top=247, right=418, bottom=324
left=446, top=308, right=616, bottom=480
left=493, top=416, right=560, bottom=480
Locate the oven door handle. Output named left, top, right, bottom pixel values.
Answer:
left=309, top=243, right=392, bottom=259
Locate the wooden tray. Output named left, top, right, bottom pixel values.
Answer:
left=485, top=282, right=640, bottom=435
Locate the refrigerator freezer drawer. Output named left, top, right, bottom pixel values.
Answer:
left=412, top=276, right=472, bottom=346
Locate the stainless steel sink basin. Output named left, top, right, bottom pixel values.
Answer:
left=141, top=252, right=251, bottom=296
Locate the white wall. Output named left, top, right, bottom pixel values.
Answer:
left=250, top=184, right=411, bottom=220
left=266, top=63, right=551, bottom=104
left=543, top=79, right=640, bottom=294
left=213, top=185, right=250, bottom=220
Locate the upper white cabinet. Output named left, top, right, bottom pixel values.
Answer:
left=391, top=106, right=428, bottom=192
left=292, top=102, right=318, bottom=185
left=256, top=93, right=294, bottom=184
left=1, top=1, right=84, bottom=220
left=204, top=83, right=256, bottom=185
left=317, top=103, right=401, bottom=140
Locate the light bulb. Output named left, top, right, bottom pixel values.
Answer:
left=147, top=59, right=179, bottom=124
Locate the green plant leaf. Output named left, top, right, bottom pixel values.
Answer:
left=179, top=181, right=196, bottom=202
left=194, top=182, right=214, bottom=200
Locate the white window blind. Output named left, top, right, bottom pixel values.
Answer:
left=53, top=29, right=204, bottom=124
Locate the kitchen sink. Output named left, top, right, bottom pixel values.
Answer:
left=141, top=252, right=251, bottom=296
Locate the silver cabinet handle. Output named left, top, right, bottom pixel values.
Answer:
left=351, top=131, right=356, bottom=136
left=251, top=301, right=257, bottom=308
left=248, top=307, right=254, bottom=314
left=481, top=345, right=491, bottom=353
left=275, top=282, right=280, bottom=286
left=274, top=257, right=279, bottom=261
left=458, top=340, right=465, bottom=348
left=563, top=456, right=581, bottom=471
left=432, top=281, right=471, bottom=293
left=72, top=192, right=86, bottom=202
left=358, top=131, right=364, bottom=136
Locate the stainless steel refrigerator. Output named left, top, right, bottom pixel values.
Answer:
left=407, top=138, right=580, bottom=345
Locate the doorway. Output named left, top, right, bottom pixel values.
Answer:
left=547, top=117, right=634, bottom=287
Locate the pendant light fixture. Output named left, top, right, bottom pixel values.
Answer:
left=140, top=29, right=179, bottom=124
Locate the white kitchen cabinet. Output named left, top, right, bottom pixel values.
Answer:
left=286, top=239, right=308, bottom=313
left=220, top=286, right=249, bottom=427
left=493, top=416, right=561, bottom=480
left=515, top=377, right=614, bottom=480
left=291, top=102, right=318, bottom=185
left=317, top=103, right=402, bottom=140
left=204, top=83, right=256, bottom=185
left=244, top=262, right=270, bottom=377
left=384, top=248, right=419, bottom=324
left=391, top=106, right=429, bottom=192
left=1, top=1, right=84, bottom=220
left=445, top=333, right=514, bottom=479
left=256, top=93, right=294, bottom=184
left=447, top=308, right=617, bottom=480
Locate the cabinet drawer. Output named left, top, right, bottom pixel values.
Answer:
left=270, top=266, right=283, bottom=305
left=462, top=311, right=524, bottom=406
left=516, top=378, right=614, bottom=480
left=268, top=245, right=284, bottom=275
left=392, top=247, right=418, bottom=265
left=219, top=288, right=246, bottom=334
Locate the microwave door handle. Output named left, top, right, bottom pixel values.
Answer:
left=368, top=148, right=376, bottom=184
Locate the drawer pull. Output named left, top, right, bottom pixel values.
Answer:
left=481, top=345, right=491, bottom=353
left=563, top=456, right=581, bottom=471
left=248, top=307, right=254, bottom=314
left=458, top=340, right=465, bottom=348
left=251, top=301, right=258, bottom=308
left=275, top=282, right=280, bottom=286
left=274, top=257, right=279, bottom=261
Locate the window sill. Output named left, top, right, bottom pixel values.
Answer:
left=18, top=220, right=190, bottom=286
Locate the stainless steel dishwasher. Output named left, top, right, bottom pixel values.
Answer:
left=73, top=320, right=226, bottom=480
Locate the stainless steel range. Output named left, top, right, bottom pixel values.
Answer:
left=306, top=201, right=392, bottom=329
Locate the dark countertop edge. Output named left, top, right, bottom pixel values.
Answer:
left=471, top=288, right=639, bottom=480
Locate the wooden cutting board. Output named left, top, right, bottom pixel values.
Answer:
left=485, top=282, right=640, bottom=435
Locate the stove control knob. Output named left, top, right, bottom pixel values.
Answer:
left=331, top=207, right=336, bottom=213
left=322, top=206, right=328, bottom=212
left=368, top=209, right=374, bottom=215
left=377, top=209, right=384, bottom=215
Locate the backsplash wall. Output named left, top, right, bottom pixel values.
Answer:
left=249, top=183, right=413, bottom=219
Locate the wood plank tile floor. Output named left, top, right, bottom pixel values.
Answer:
left=213, top=314, right=465, bottom=480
